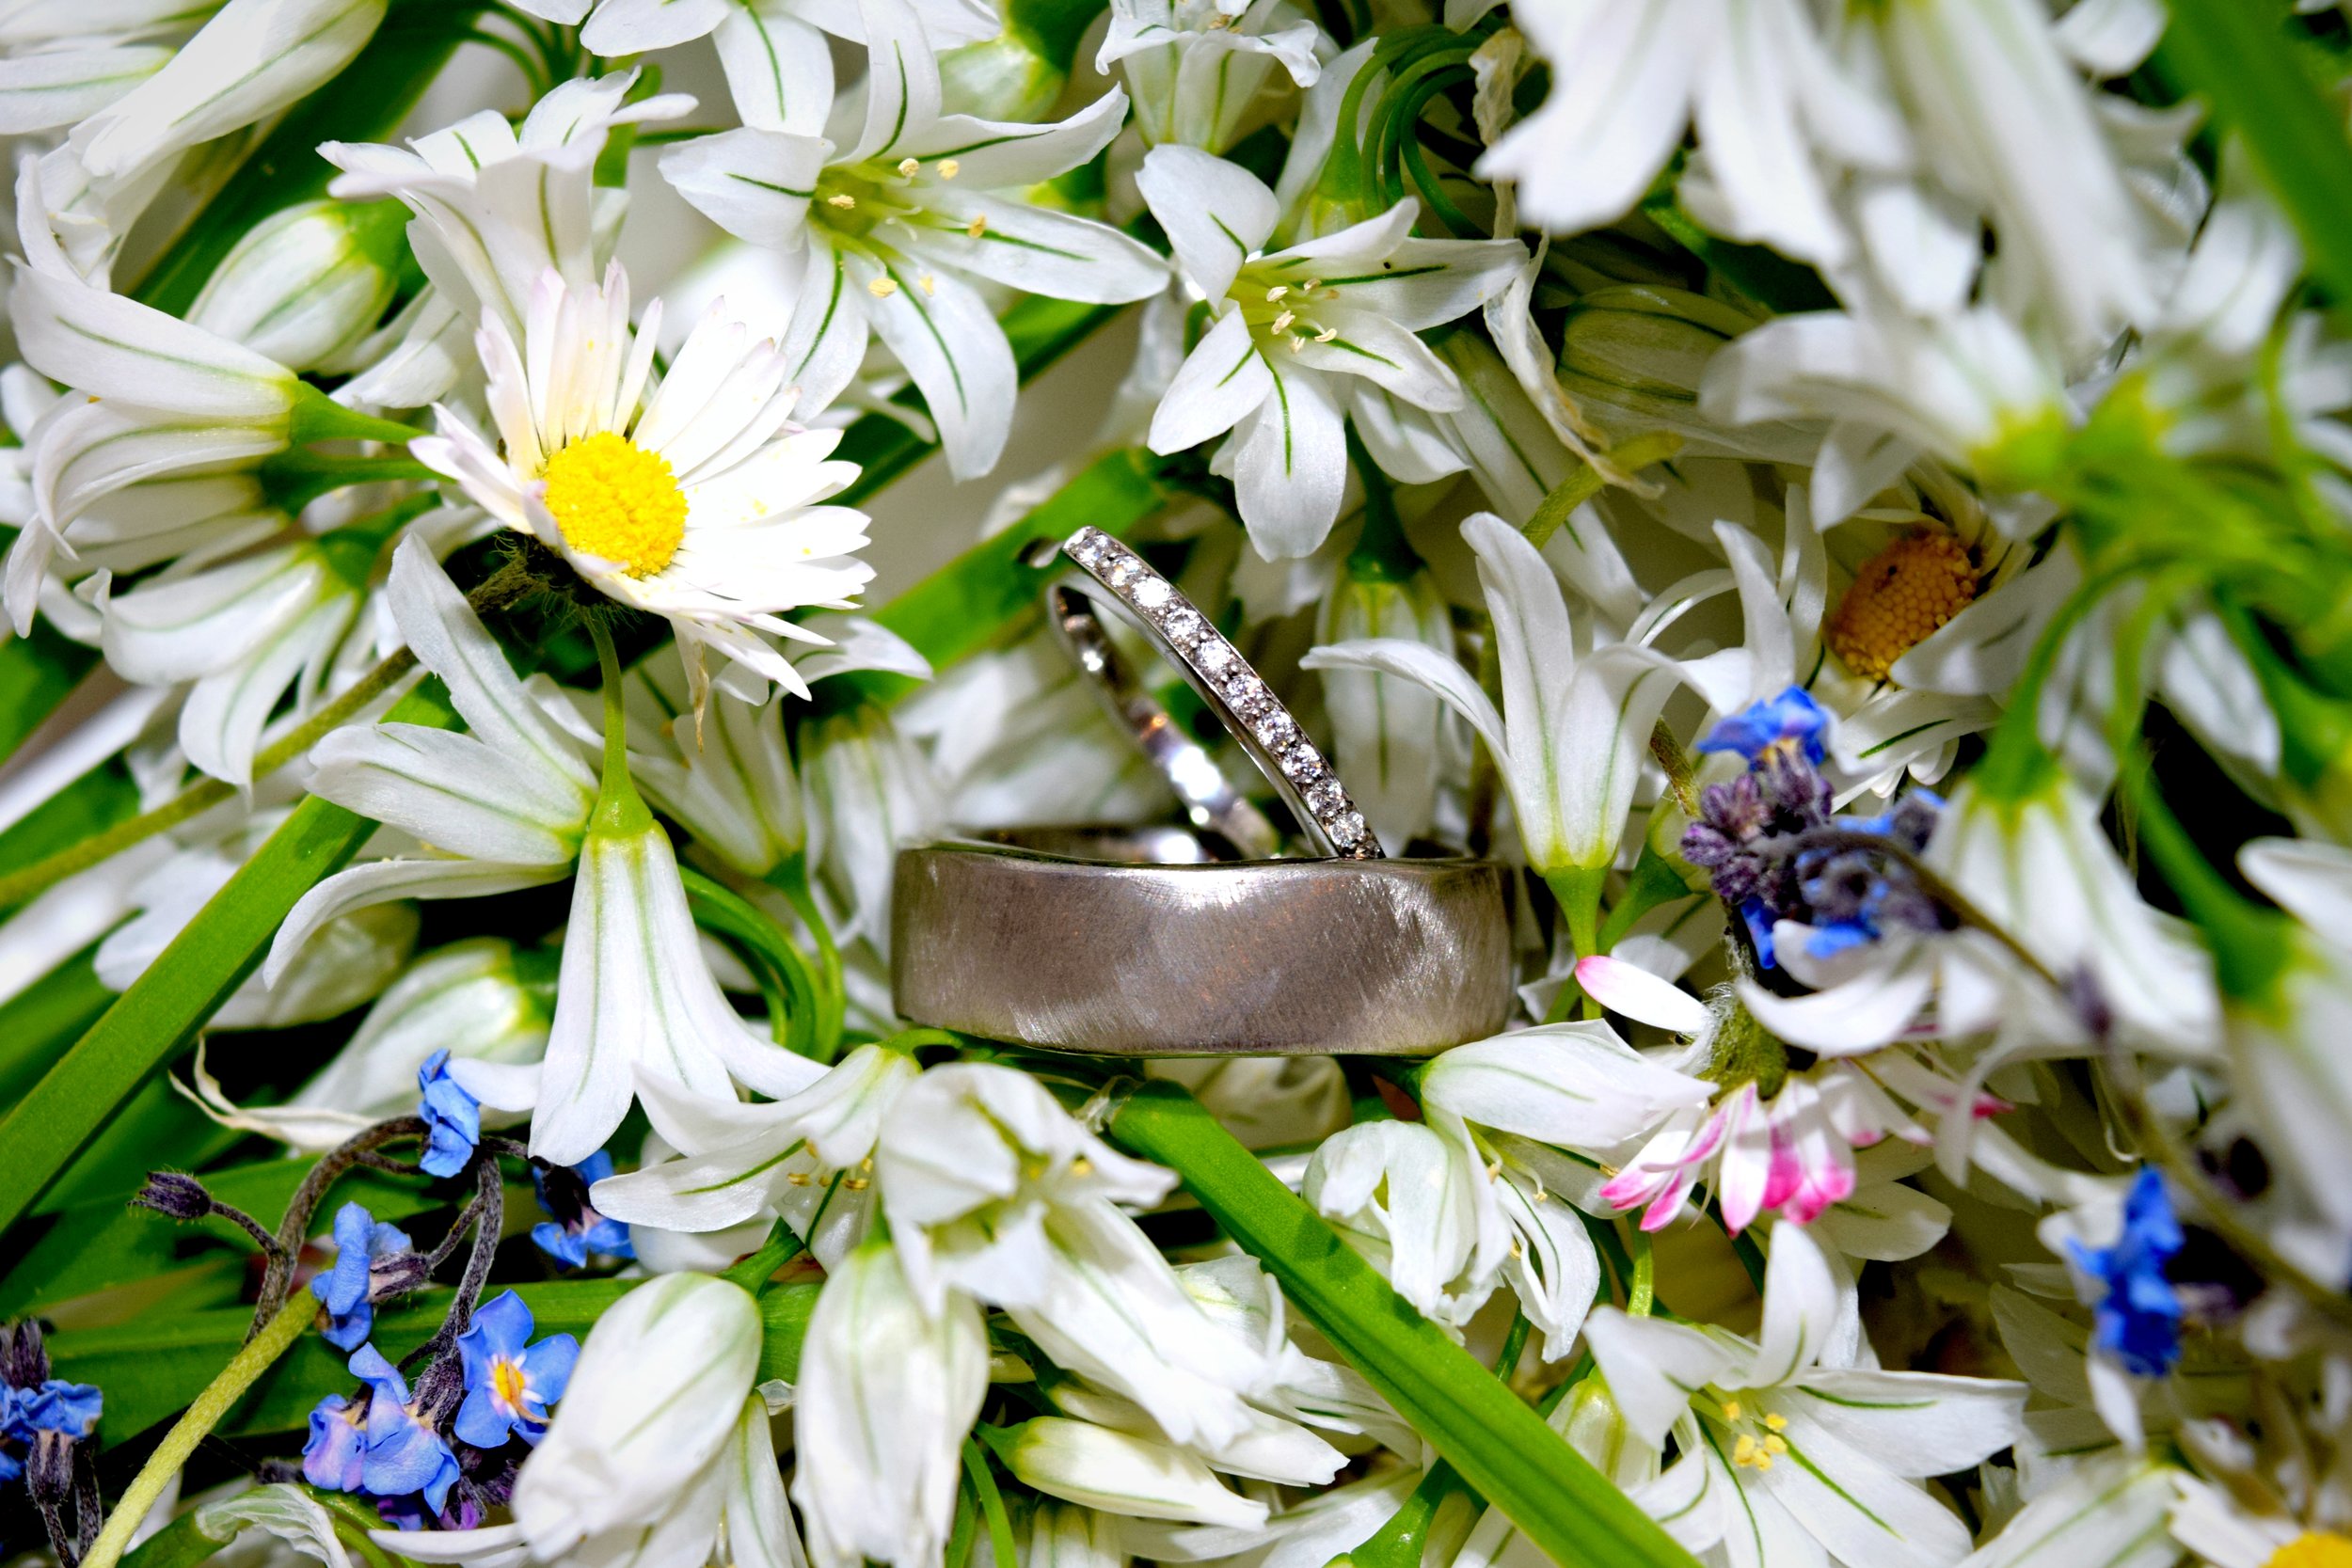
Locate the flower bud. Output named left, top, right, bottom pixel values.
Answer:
left=186, top=198, right=410, bottom=371
left=794, top=1240, right=988, bottom=1568
left=133, top=1171, right=215, bottom=1222
left=512, top=1274, right=761, bottom=1557
left=994, top=1417, right=1267, bottom=1528
left=939, top=33, right=1065, bottom=122
left=1556, top=285, right=1757, bottom=405
left=1316, top=566, right=1454, bottom=851
left=292, top=938, right=553, bottom=1127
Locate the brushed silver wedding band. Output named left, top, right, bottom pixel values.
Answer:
left=890, top=833, right=1513, bottom=1055
left=1051, top=527, right=1381, bottom=860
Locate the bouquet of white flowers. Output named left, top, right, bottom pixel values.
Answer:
left=0, top=3, right=2345, bottom=1568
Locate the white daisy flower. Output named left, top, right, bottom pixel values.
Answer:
left=412, top=261, right=876, bottom=708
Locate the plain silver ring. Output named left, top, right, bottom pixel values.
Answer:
left=890, top=836, right=1513, bottom=1055
left=1051, top=526, right=1382, bottom=860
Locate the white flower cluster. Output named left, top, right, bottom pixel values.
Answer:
left=4, top=4, right=2352, bottom=1568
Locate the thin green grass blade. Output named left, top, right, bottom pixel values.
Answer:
left=0, top=683, right=460, bottom=1236
left=1108, top=1081, right=1701, bottom=1568
left=2160, top=0, right=2352, bottom=305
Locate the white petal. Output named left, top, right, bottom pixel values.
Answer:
left=661, top=129, right=824, bottom=251
left=907, top=191, right=1166, bottom=305
left=850, top=252, right=1015, bottom=482
left=1581, top=1307, right=1737, bottom=1449
left=1785, top=1369, right=2024, bottom=1477
left=715, top=3, right=835, bottom=134
left=1752, top=1221, right=1840, bottom=1386
left=1147, top=309, right=1270, bottom=454
left=1224, top=356, right=1344, bottom=559
left=1573, top=954, right=1711, bottom=1035
left=1136, top=145, right=1279, bottom=303
left=847, top=0, right=944, bottom=164
left=267, top=859, right=563, bottom=987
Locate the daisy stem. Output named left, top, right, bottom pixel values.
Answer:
left=0, top=559, right=535, bottom=918
left=77, top=1293, right=315, bottom=1568
left=587, top=617, right=654, bottom=836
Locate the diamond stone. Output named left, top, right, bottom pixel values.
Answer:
left=1132, top=576, right=1173, bottom=611
left=1068, top=531, right=1106, bottom=565
left=1305, top=778, right=1345, bottom=816
left=1162, top=609, right=1208, bottom=648
left=1224, top=674, right=1271, bottom=718
left=1329, top=811, right=1369, bottom=849
left=1281, top=741, right=1324, bottom=781
left=1105, top=554, right=1142, bottom=589
left=1195, top=639, right=1236, bottom=675
left=1252, top=708, right=1296, bottom=749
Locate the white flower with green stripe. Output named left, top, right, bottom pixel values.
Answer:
left=660, top=0, right=1168, bottom=480
left=1585, top=1223, right=2026, bottom=1568
left=1134, top=144, right=1524, bottom=559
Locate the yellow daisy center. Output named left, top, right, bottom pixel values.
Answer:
left=541, top=432, right=687, bottom=578
left=2271, top=1533, right=2352, bottom=1568
left=1825, top=531, right=1978, bottom=682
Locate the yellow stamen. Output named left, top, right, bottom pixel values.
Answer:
left=1763, top=1435, right=1788, bottom=1456
left=826, top=192, right=858, bottom=209
left=843, top=1176, right=870, bottom=1191
left=967, top=213, right=988, bottom=238
left=2270, top=1535, right=2352, bottom=1568
left=1763, top=1413, right=1788, bottom=1432
left=1825, top=531, right=1978, bottom=682
left=787, top=1172, right=811, bottom=1186
left=919, top=275, right=936, bottom=295
left=868, top=276, right=899, bottom=297
left=898, top=157, right=921, bottom=177
left=1070, top=1156, right=1094, bottom=1177
left=1733, top=1434, right=1757, bottom=1465
left=937, top=159, right=961, bottom=179
left=491, top=1356, right=531, bottom=1413
left=1721, top=1401, right=1741, bottom=1422
left=1271, top=309, right=1295, bottom=333
left=1266, top=285, right=1289, bottom=301
left=1313, top=325, right=1337, bottom=342
left=540, top=432, right=687, bottom=578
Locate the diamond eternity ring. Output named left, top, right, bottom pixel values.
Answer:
left=1051, top=526, right=1382, bottom=860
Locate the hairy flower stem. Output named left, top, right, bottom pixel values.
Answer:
left=0, top=561, right=537, bottom=917
left=405, top=1159, right=509, bottom=1412
left=251, top=1117, right=426, bottom=1338
left=79, top=1293, right=316, bottom=1568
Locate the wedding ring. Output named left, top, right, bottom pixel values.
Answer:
left=890, top=838, right=1513, bottom=1055
left=1051, top=526, right=1382, bottom=860
left=1045, top=582, right=1282, bottom=860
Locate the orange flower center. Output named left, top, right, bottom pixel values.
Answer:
left=1825, top=531, right=1977, bottom=682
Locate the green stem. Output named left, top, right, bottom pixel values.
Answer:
left=0, top=646, right=415, bottom=914
left=961, top=1438, right=1020, bottom=1568
left=2157, top=0, right=2352, bottom=309
left=80, top=1294, right=315, bottom=1568
left=1349, top=1460, right=1466, bottom=1568
left=1625, top=1230, right=1656, bottom=1318
left=721, top=1219, right=808, bottom=1294
left=1107, top=1082, right=1699, bottom=1568
left=768, top=857, right=847, bottom=1058
left=0, top=560, right=532, bottom=917
left=587, top=618, right=654, bottom=837
left=1522, top=435, right=1684, bottom=549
